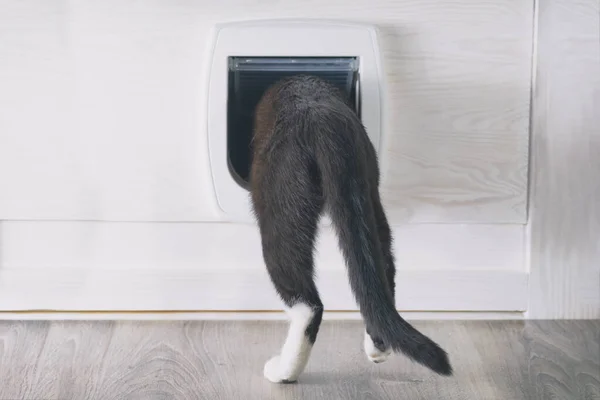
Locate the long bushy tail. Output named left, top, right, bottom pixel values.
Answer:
left=313, top=109, right=452, bottom=376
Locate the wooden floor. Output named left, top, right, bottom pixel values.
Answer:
left=0, top=320, right=598, bottom=400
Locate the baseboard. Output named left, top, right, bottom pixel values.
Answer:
left=0, top=311, right=525, bottom=321
left=0, top=221, right=527, bottom=312
left=0, top=267, right=528, bottom=311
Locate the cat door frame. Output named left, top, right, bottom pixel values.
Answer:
left=206, top=19, right=385, bottom=223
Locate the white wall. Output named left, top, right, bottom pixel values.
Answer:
left=0, top=0, right=539, bottom=314
left=527, top=0, right=600, bottom=319
left=0, top=0, right=533, bottom=223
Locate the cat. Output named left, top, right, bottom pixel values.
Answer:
left=250, top=75, right=452, bottom=383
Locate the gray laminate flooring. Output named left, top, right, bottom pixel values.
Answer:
left=0, top=320, right=598, bottom=400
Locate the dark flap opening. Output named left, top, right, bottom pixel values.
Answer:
left=227, top=56, right=360, bottom=186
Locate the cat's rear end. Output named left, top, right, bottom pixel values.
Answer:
left=250, top=75, right=452, bottom=383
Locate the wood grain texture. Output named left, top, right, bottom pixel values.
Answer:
left=528, top=0, right=600, bottom=319
left=0, top=0, right=532, bottom=223
left=376, top=3, right=533, bottom=223
left=0, top=320, right=598, bottom=400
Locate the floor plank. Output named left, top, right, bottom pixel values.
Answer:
left=0, top=320, right=598, bottom=400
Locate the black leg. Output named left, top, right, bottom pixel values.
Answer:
left=372, top=190, right=396, bottom=300
left=364, top=189, right=396, bottom=361
left=254, top=156, right=324, bottom=383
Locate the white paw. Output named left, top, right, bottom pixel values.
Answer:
left=263, top=355, right=297, bottom=383
left=364, top=332, right=392, bottom=364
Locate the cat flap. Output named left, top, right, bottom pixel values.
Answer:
left=227, top=56, right=360, bottom=185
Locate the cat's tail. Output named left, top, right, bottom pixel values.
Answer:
left=313, top=109, right=452, bottom=376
